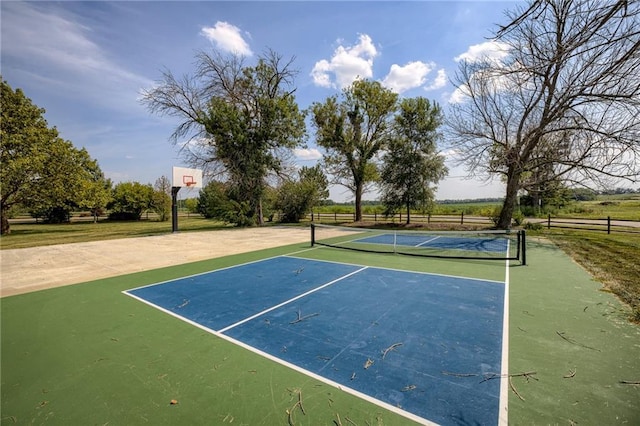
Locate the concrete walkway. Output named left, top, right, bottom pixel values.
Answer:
left=1, top=227, right=313, bottom=297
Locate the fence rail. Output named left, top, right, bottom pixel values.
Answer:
left=541, top=214, right=640, bottom=234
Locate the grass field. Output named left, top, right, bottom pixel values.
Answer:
left=0, top=216, right=229, bottom=250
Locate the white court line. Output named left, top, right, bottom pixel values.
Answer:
left=217, top=266, right=368, bottom=333
left=415, top=235, right=440, bottom=247
left=498, top=240, right=511, bottom=425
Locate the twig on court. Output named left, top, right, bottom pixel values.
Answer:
left=298, top=389, right=306, bottom=415
left=177, top=299, right=189, bottom=309
left=563, top=368, right=576, bottom=378
left=334, top=412, right=343, bottom=426
left=401, top=385, right=417, bottom=392
left=290, top=310, right=319, bottom=324
left=480, top=371, right=538, bottom=383
left=556, top=331, right=601, bottom=352
left=619, top=380, right=640, bottom=385
left=381, top=342, right=403, bottom=360
left=441, top=371, right=479, bottom=377
left=363, top=358, right=374, bottom=369
left=286, top=389, right=306, bottom=425
left=345, top=416, right=357, bottom=425
left=509, top=377, right=525, bottom=401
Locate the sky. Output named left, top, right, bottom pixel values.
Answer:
left=1, top=0, right=524, bottom=201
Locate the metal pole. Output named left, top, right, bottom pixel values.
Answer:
left=171, top=186, right=180, bottom=233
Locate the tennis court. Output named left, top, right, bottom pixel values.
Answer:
left=2, top=226, right=639, bottom=425
left=125, top=255, right=508, bottom=425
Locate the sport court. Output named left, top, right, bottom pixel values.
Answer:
left=125, top=227, right=516, bottom=425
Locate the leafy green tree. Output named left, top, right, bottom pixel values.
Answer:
left=141, top=50, right=305, bottom=226
left=1, top=79, right=109, bottom=231
left=380, top=98, right=447, bottom=224
left=311, top=79, right=398, bottom=221
left=151, top=176, right=172, bottom=222
left=275, top=165, right=329, bottom=223
left=108, top=182, right=154, bottom=220
left=184, top=198, right=199, bottom=216
left=197, top=181, right=229, bottom=220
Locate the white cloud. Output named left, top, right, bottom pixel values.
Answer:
left=454, top=40, right=510, bottom=64
left=425, top=68, right=448, bottom=91
left=200, top=21, right=252, bottom=56
left=382, top=61, right=434, bottom=94
left=294, top=148, right=322, bottom=161
left=311, top=34, right=378, bottom=89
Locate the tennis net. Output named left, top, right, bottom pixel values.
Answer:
left=311, top=223, right=526, bottom=264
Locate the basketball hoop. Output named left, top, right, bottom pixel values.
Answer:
left=183, top=176, right=196, bottom=187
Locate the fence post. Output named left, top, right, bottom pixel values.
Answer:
left=400, top=212, right=402, bottom=223
left=374, top=212, right=377, bottom=222
left=607, top=216, right=611, bottom=234
left=548, top=213, right=551, bottom=229
left=461, top=212, right=464, bottom=224
left=428, top=213, right=431, bottom=223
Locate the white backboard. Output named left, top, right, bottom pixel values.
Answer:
left=172, top=166, right=203, bottom=188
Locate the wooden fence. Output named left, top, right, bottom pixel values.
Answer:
left=542, top=215, right=640, bottom=234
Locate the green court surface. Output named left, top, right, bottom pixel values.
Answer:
left=1, top=238, right=639, bottom=425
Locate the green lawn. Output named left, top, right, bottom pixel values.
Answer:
left=0, top=216, right=231, bottom=250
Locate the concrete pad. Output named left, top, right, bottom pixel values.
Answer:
left=1, top=227, right=315, bottom=297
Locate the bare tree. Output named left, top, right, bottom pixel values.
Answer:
left=447, top=0, right=640, bottom=228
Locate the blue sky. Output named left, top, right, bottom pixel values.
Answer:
left=2, top=1, right=522, bottom=201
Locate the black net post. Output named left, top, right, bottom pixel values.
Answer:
left=521, top=229, right=527, bottom=265
left=311, top=223, right=316, bottom=246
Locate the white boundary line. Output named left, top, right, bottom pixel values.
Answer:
left=498, top=240, right=511, bottom=425
left=415, top=235, right=441, bottom=247
left=217, top=266, right=368, bottom=333
left=122, top=266, right=437, bottom=426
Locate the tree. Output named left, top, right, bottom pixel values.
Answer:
left=311, top=79, right=398, bottom=221
left=275, top=165, right=329, bottom=223
left=1, top=79, right=109, bottom=232
left=380, top=98, right=447, bottom=224
left=151, top=176, right=172, bottom=222
left=141, top=49, right=305, bottom=226
left=447, top=0, right=640, bottom=228
left=108, top=182, right=154, bottom=220
left=197, top=180, right=254, bottom=226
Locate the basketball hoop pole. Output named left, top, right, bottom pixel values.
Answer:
left=171, top=186, right=180, bottom=233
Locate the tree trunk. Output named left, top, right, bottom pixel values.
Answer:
left=354, top=183, right=363, bottom=222
left=406, top=202, right=411, bottom=225
left=1, top=209, right=10, bottom=235
left=498, top=169, right=521, bottom=229
left=257, top=199, right=264, bottom=226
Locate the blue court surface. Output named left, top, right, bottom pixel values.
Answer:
left=125, top=256, right=507, bottom=425
left=354, top=233, right=510, bottom=253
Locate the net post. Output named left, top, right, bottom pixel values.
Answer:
left=311, top=223, right=316, bottom=247
left=520, top=229, right=527, bottom=265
